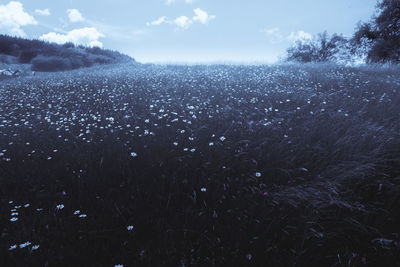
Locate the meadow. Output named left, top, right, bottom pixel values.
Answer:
left=0, top=63, right=399, bottom=266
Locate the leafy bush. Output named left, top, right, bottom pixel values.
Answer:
left=19, top=50, right=38, bottom=64
left=31, top=56, right=72, bottom=72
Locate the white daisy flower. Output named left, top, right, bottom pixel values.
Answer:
left=19, top=241, right=31, bottom=248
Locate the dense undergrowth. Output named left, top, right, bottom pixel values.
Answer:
left=0, top=63, right=399, bottom=266
left=0, top=34, right=134, bottom=72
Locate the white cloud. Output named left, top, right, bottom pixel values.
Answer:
left=67, top=9, right=84, bottom=23
left=174, top=16, right=192, bottom=29
left=165, top=0, right=195, bottom=4
left=0, top=1, right=37, bottom=37
left=146, top=16, right=168, bottom=26
left=35, top=8, right=50, bottom=16
left=263, top=28, right=280, bottom=35
left=287, top=30, right=313, bottom=43
left=40, top=27, right=104, bottom=47
left=193, top=8, right=215, bottom=24
left=261, top=27, right=284, bottom=44
left=146, top=8, right=214, bottom=30
left=261, top=28, right=313, bottom=44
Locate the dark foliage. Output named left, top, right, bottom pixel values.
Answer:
left=0, top=34, right=134, bottom=71
left=352, top=0, right=400, bottom=63
left=286, top=31, right=348, bottom=63
left=31, top=56, right=72, bottom=72
left=18, top=50, right=38, bottom=64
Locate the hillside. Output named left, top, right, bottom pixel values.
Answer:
left=1, top=63, right=399, bottom=266
left=0, top=34, right=135, bottom=72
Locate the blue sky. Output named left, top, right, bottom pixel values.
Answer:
left=0, top=0, right=377, bottom=63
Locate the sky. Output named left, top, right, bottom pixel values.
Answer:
left=0, top=0, right=377, bottom=63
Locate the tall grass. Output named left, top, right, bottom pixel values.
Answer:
left=0, top=63, right=399, bottom=266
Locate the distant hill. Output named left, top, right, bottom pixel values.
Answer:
left=0, top=34, right=135, bottom=72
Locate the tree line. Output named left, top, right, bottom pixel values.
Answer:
left=0, top=35, right=134, bottom=72
left=286, top=0, right=400, bottom=64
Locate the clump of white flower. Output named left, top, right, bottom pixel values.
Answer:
left=19, top=241, right=31, bottom=248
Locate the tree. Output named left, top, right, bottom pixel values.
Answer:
left=286, top=40, right=318, bottom=63
left=286, top=31, right=349, bottom=63
left=0, top=34, right=134, bottom=72
left=352, top=0, right=400, bottom=63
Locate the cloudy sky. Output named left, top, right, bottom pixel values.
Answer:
left=0, top=0, right=376, bottom=63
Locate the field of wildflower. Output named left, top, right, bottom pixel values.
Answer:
left=1, top=63, right=399, bottom=266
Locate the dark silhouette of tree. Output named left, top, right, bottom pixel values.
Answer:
left=286, top=31, right=348, bottom=63
left=352, top=0, right=400, bottom=63
left=286, top=41, right=318, bottom=63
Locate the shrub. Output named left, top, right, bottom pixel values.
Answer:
left=19, top=50, right=38, bottom=63
left=91, top=55, right=113, bottom=64
left=31, top=56, right=72, bottom=72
